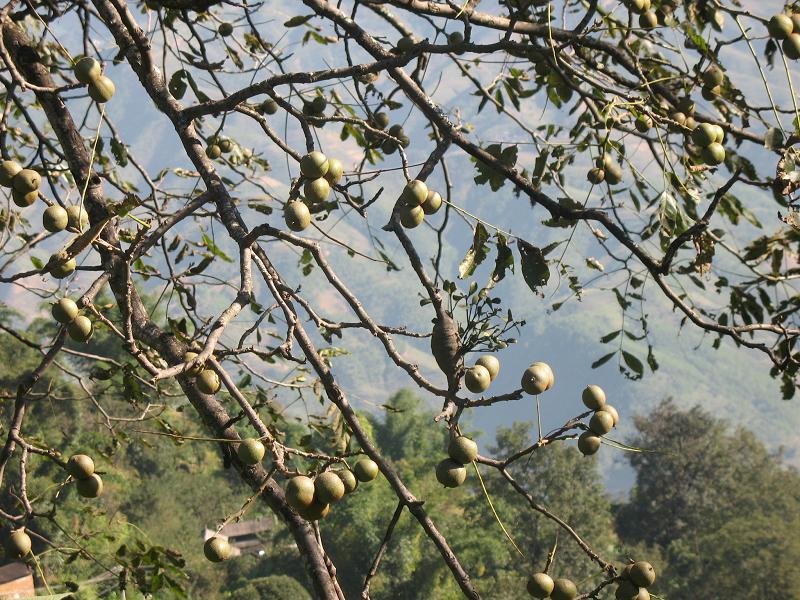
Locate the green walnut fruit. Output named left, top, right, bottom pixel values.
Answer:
left=297, top=499, right=330, bottom=521
left=476, top=355, right=500, bottom=381
left=315, top=471, right=346, bottom=504
left=634, top=115, right=652, bottom=132
left=435, top=458, right=466, bottom=488
left=422, top=189, right=442, bottom=215
left=237, top=438, right=265, bottom=465
left=196, top=369, right=221, bottom=394
left=66, top=454, right=95, bottom=479
left=371, top=112, right=390, bottom=129
left=713, top=124, right=725, bottom=143
left=589, top=410, right=615, bottom=435
left=50, top=256, right=77, bottom=279
left=578, top=432, right=602, bottom=456
left=324, top=158, right=344, bottom=185
left=526, top=572, right=554, bottom=598
left=284, top=201, right=311, bottom=232
left=258, top=99, right=278, bottom=115
left=337, top=469, right=358, bottom=494
left=400, top=180, right=429, bottom=206
left=12, top=189, right=37, bottom=207
left=218, top=139, right=233, bottom=153
left=399, top=205, right=425, bottom=229
left=551, top=578, right=578, bottom=600
left=304, top=177, right=330, bottom=204
left=793, top=13, right=800, bottom=32
left=13, top=169, right=41, bottom=194
left=203, top=536, right=231, bottom=562
left=88, top=75, right=115, bottom=103
left=630, top=561, right=656, bottom=588
left=702, top=66, right=724, bottom=87
left=521, top=362, right=554, bottom=395
left=783, top=33, right=800, bottom=60
left=52, top=298, right=80, bottom=324
left=218, top=22, right=234, bottom=36
left=604, top=164, right=622, bottom=185
left=310, top=96, right=327, bottom=115
left=670, top=111, right=687, bottom=126
left=605, top=404, right=620, bottom=426
left=68, top=315, right=93, bottom=342
left=581, top=384, right=606, bottom=410
left=353, top=458, right=379, bottom=482
left=701, top=84, right=720, bottom=101
left=768, top=13, right=794, bottom=40
left=691, top=123, right=717, bottom=147
left=183, top=351, right=203, bottom=376
left=0, top=160, right=22, bottom=187
left=464, top=364, right=491, bottom=393
left=615, top=580, right=643, bottom=600
left=66, top=205, right=90, bottom=232
left=396, top=36, right=415, bottom=52
left=448, top=436, right=478, bottom=464
left=206, top=144, right=222, bottom=159
left=73, top=57, right=101, bottom=84
left=300, top=151, right=329, bottom=179
left=639, top=11, right=658, bottom=29
left=286, top=475, right=315, bottom=509
left=701, top=142, right=725, bottom=166
left=628, top=0, right=650, bottom=14
left=587, top=167, right=605, bottom=185
left=448, top=30, right=464, bottom=45
left=5, top=529, right=32, bottom=559
left=76, top=473, right=103, bottom=498
left=43, top=205, right=69, bottom=232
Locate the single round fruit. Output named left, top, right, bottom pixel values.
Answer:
left=73, top=57, right=101, bottom=84
left=604, top=164, right=623, bottom=185
left=183, top=351, right=203, bottom=376
left=304, top=177, right=330, bottom=204
left=768, top=13, right=794, bottom=40
left=66, top=454, right=94, bottom=479
left=206, top=144, right=221, bottom=159
left=400, top=180, right=429, bottom=206
left=396, top=36, right=415, bottom=52
left=13, top=168, right=41, bottom=193
left=196, top=369, right=221, bottom=394
left=371, top=112, right=390, bottom=129
left=50, top=256, right=77, bottom=279
left=237, top=438, right=265, bottom=465
left=67, top=315, right=93, bottom=342
left=422, top=190, right=442, bottom=215
left=521, top=362, right=553, bottom=395
left=526, top=572, right=554, bottom=599
left=353, top=458, right=379, bottom=482
left=218, top=139, right=233, bottom=153
left=286, top=475, right=315, bottom=509
left=615, top=580, right=640, bottom=600
left=88, top=75, right=115, bottom=103
left=628, top=0, right=650, bottom=14
left=284, top=201, right=312, bottom=232
left=310, top=96, right=327, bottom=115
left=464, top=364, right=491, bottom=393
left=639, top=11, right=658, bottom=29
left=581, top=385, right=606, bottom=410
left=783, top=33, right=800, bottom=60
left=315, top=471, right=345, bottom=504
left=578, top=432, right=602, bottom=456
left=12, top=189, right=37, bottom=207
left=259, top=99, right=278, bottom=115
left=5, top=529, right=31, bottom=559
left=66, top=205, right=90, bottom=231
left=52, top=298, right=80, bottom=324
left=551, top=578, right=578, bottom=600
left=702, top=66, right=723, bottom=87
left=76, top=473, right=103, bottom=498
left=43, top=205, right=69, bottom=232
left=300, top=151, right=329, bottom=179
left=218, top=22, right=233, bottom=36
left=701, top=84, right=720, bottom=101
left=634, top=115, right=652, bottom=132
left=793, top=14, right=800, bottom=33
left=297, top=499, right=330, bottom=521
left=324, top=158, right=344, bottom=185
left=701, top=142, right=725, bottom=166
left=587, top=167, right=605, bottom=184
left=337, top=469, right=358, bottom=493
left=691, top=123, right=717, bottom=147
left=448, top=31, right=464, bottom=45
left=203, top=536, right=231, bottom=562
left=671, top=111, right=687, bottom=126
left=435, top=458, right=466, bottom=488
left=589, top=410, right=615, bottom=435
left=399, top=205, right=425, bottom=229
left=604, top=404, right=620, bottom=426
left=448, top=436, right=478, bottom=464
left=0, top=160, right=22, bottom=187
left=684, top=116, right=697, bottom=130
left=475, top=355, right=500, bottom=381
left=630, top=561, right=656, bottom=588
left=713, top=124, right=725, bottom=143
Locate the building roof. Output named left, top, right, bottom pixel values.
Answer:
left=0, top=561, right=31, bottom=584
left=205, top=516, right=273, bottom=540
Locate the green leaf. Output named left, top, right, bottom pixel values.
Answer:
left=30, top=256, right=43, bottom=269
left=764, top=127, right=784, bottom=151
left=472, top=144, right=518, bottom=191
left=284, top=15, right=314, bottom=27
left=168, top=70, right=187, bottom=100
left=458, top=223, right=490, bottom=279
left=518, top=239, right=549, bottom=293
left=201, top=234, right=233, bottom=262
left=488, top=233, right=514, bottom=288
left=111, top=138, right=128, bottom=167
left=622, top=351, right=644, bottom=377
left=591, top=352, right=615, bottom=368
